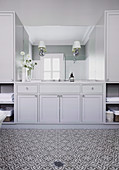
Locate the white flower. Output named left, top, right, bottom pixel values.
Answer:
left=20, top=51, right=25, bottom=56
left=25, top=54, right=32, bottom=61
left=20, top=51, right=37, bottom=70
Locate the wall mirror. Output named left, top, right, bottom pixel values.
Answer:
left=25, top=25, right=97, bottom=81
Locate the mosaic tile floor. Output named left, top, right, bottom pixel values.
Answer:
left=1, top=129, right=119, bottom=170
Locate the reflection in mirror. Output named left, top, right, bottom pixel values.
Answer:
left=25, top=25, right=104, bottom=81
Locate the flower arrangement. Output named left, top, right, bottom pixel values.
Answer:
left=20, top=51, right=37, bottom=81
left=20, top=51, right=37, bottom=70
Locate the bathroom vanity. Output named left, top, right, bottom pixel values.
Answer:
left=14, top=81, right=104, bottom=125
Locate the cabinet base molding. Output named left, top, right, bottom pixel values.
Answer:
left=2, top=124, right=119, bottom=129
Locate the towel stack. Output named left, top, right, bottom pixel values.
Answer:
left=0, top=93, right=14, bottom=102
left=106, top=97, right=119, bottom=102
left=0, top=112, right=7, bottom=128
left=0, top=108, right=14, bottom=122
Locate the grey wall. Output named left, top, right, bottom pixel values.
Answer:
left=32, top=45, right=85, bottom=60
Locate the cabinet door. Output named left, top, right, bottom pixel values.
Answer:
left=18, top=95, right=37, bottom=123
left=60, top=95, right=80, bottom=123
left=82, top=95, right=102, bottom=123
left=106, top=12, right=119, bottom=81
left=0, top=13, right=14, bottom=81
left=40, top=95, right=59, bottom=123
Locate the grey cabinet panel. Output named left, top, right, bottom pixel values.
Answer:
left=18, top=95, right=37, bottom=123
left=0, top=13, right=14, bottom=81
left=82, top=95, right=103, bottom=123
left=60, top=95, right=80, bottom=123
left=40, top=95, right=59, bottom=123
left=106, top=11, right=119, bottom=81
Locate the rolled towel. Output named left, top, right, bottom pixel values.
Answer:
left=0, top=93, right=14, bottom=102
left=0, top=112, right=7, bottom=128
left=106, top=97, right=119, bottom=102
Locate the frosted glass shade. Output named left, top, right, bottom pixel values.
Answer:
left=72, top=41, right=81, bottom=52
left=38, top=41, right=46, bottom=51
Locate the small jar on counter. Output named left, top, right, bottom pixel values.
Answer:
left=69, top=72, right=74, bottom=82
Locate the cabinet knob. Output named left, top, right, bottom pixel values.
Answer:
left=82, top=95, right=85, bottom=97
left=57, top=95, right=62, bottom=97
left=26, top=87, right=29, bottom=90
left=92, top=87, right=94, bottom=90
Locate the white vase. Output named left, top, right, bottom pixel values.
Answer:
left=26, top=69, right=32, bottom=81
left=22, top=67, right=26, bottom=82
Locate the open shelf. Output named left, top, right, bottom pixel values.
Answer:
left=106, top=83, right=119, bottom=123
left=0, top=83, right=14, bottom=123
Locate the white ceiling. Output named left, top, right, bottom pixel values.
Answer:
left=0, top=0, right=119, bottom=45
left=0, top=0, right=119, bottom=26
left=25, top=26, right=93, bottom=45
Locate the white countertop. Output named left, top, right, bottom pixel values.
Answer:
left=15, top=79, right=105, bottom=84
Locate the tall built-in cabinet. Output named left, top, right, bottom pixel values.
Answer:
left=0, top=12, right=14, bottom=82
left=0, top=11, right=29, bottom=82
left=104, top=11, right=119, bottom=124
left=105, top=11, right=119, bottom=82
left=0, top=12, right=29, bottom=124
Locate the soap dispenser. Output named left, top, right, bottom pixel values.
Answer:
left=69, top=72, right=74, bottom=82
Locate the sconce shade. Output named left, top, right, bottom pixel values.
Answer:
left=38, top=41, right=47, bottom=56
left=38, top=41, right=46, bottom=52
left=72, top=41, right=81, bottom=52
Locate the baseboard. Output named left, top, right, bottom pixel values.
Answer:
left=2, top=124, right=119, bottom=129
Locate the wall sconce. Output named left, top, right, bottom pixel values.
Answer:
left=38, top=41, right=47, bottom=56
left=72, top=41, right=81, bottom=56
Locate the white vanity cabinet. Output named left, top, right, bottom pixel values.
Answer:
left=82, top=95, right=102, bottom=123
left=18, top=95, right=37, bottom=123
left=17, top=84, right=38, bottom=123
left=105, top=10, right=119, bottom=81
left=40, top=95, right=59, bottom=123
left=39, top=84, right=80, bottom=123
left=40, top=94, right=80, bottom=123
left=60, top=95, right=80, bottom=123
left=15, top=83, right=104, bottom=125
left=82, top=84, right=103, bottom=123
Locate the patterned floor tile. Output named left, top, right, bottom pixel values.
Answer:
left=1, top=129, right=119, bottom=169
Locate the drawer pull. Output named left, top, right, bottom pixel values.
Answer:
left=92, top=87, right=94, bottom=90
left=26, top=87, right=29, bottom=90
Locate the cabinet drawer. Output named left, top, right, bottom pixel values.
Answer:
left=82, top=85, right=103, bottom=93
left=18, top=85, right=37, bottom=93
left=40, top=84, right=80, bottom=93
